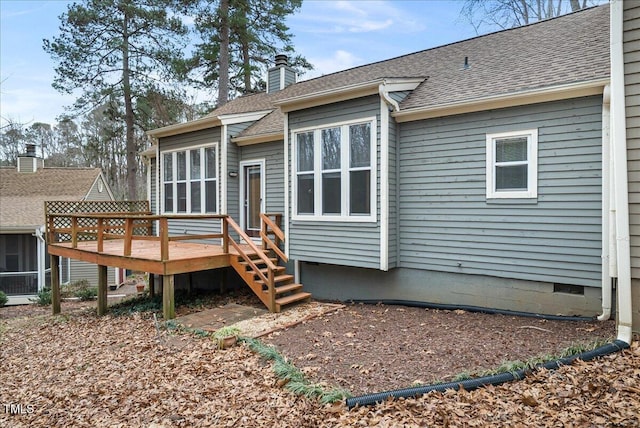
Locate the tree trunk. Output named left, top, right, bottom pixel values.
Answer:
left=122, top=5, right=137, bottom=200
left=217, top=0, right=230, bottom=107
left=242, top=39, right=251, bottom=92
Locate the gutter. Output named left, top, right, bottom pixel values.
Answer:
left=393, top=79, right=609, bottom=123
left=610, top=0, right=633, bottom=345
left=146, top=115, right=222, bottom=138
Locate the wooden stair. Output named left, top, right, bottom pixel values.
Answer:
left=225, top=214, right=311, bottom=313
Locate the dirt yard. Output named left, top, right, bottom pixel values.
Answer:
left=1, top=294, right=639, bottom=427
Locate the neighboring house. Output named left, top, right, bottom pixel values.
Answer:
left=147, top=4, right=638, bottom=330
left=0, top=145, right=117, bottom=303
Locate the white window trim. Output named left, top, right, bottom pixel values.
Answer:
left=292, top=117, right=377, bottom=222
left=161, top=143, right=219, bottom=214
left=486, top=129, right=538, bottom=199
left=239, top=158, right=266, bottom=234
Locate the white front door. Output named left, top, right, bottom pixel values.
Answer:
left=240, top=160, right=265, bottom=238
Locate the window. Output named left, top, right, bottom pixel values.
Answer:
left=162, top=145, right=217, bottom=213
left=486, top=129, right=537, bottom=199
left=293, top=119, right=375, bottom=221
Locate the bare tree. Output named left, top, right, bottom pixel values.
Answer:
left=460, top=0, right=594, bottom=33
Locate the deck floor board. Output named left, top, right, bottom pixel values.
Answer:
left=48, top=239, right=257, bottom=275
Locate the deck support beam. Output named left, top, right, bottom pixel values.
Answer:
left=163, top=274, right=175, bottom=320
left=148, top=273, right=155, bottom=297
left=97, top=265, right=108, bottom=316
left=50, top=255, right=61, bottom=315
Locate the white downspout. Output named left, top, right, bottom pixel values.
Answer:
left=610, top=0, right=633, bottom=344
left=598, top=85, right=612, bottom=321
left=34, top=226, right=45, bottom=292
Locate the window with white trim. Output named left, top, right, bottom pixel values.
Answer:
left=293, top=119, right=375, bottom=221
left=486, top=129, right=538, bottom=199
left=162, top=145, right=218, bottom=213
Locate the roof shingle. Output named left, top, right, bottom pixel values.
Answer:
left=0, top=167, right=102, bottom=229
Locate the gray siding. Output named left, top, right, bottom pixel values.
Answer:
left=388, top=115, right=398, bottom=268
left=159, top=128, right=222, bottom=236
left=240, top=141, right=285, bottom=213
left=85, top=176, right=111, bottom=201
left=284, top=68, right=296, bottom=88
left=268, top=69, right=280, bottom=94
left=398, top=96, right=603, bottom=287
left=625, top=1, right=640, bottom=279
left=390, top=90, right=411, bottom=104
left=69, top=259, right=116, bottom=287
left=288, top=95, right=382, bottom=268
left=226, top=123, right=248, bottom=222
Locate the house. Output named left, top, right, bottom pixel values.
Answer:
left=145, top=3, right=638, bottom=332
left=0, top=145, right=118, bottom=304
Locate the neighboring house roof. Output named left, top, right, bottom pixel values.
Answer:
left=0, top=167, right=105, bottom=230
left=149, top=4, right=609, bottom=142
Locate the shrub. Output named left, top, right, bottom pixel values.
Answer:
left=31, top=288, right=52, bottom=306
left=61, top=279, right=91, bottom=298
left=0, top=290, right=7, bottom=307
left=74, top=287, right=98, bottom=301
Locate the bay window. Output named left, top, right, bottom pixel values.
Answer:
left=293, top=118, right=375, bottom=221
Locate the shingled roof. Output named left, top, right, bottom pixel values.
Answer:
left=0, top=167, right=103, bottom=230
left=274, top=4, right=608, bottom=108
left=153, top=4, right=609, bottom=142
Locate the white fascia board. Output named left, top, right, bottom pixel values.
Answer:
left=275, top=78, right=425, bottom=113
left=394, top=79, right=610, bottom=122
left=147, top=115, right=222, bottom=138
left=275, top=80, right=383, bottom=113
left=0, top=226, right=42, bottom=233
left=219, top=110, right=272, bottom=125
left=232, top=132, right=284, bottom=146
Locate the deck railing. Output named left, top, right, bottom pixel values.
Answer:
left=260, top=213, right=288, bottom=263
left=46, top=212, right=229, bottom=261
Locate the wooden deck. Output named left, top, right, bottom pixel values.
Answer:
left=44, top=201, right=310, bottom=320
left=48, top=239, right=257, bottom=276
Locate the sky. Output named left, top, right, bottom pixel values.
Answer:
left=0, top=0, right=477, bottom=128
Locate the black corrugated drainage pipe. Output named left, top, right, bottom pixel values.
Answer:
left=345, top=300, right=629, bottom=409
left=346, top=340, right=629, bottom=409
left=349, top=299, right=595, bottom=321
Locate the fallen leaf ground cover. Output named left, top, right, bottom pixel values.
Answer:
left=1, top=297, right=639, bottom=427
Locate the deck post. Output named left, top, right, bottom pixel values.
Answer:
left=97, top=265, right=108, bottom=316
left=160, top=218, right=169, bottom=261
left=50, top=254, right=61, bottom=315
left=148, top=273, right=155, bottom=297
left=163, top=274, right=175, bottom=320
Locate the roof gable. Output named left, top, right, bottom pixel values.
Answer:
left=0, top=167, right=106, bottom=229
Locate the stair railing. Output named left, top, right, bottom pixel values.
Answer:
left=260, top=213, right=288, bottom=263
left=224, top=216, right=277, bottom=311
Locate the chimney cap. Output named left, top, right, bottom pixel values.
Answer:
left=275, top=54, right=288, bottom=67
left=25, top=144, right=37, bottom=157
